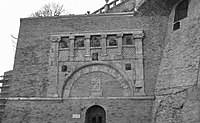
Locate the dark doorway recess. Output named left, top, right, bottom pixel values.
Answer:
left=85, top=105, right=106, bottom=123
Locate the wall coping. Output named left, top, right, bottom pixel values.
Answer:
left=21, top=12, right=136, bottom=21
left=49, top=29, right=144, bottom=39
left=1, top=96, right=155, bottom=101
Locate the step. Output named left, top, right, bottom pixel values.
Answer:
left=0, top=85, right=10, bottom=88
left=0, top=104, right=6, bottom=109
left=0, top=93, right=9, bottom=98
left=0, top=110, right=4, bottom=112
left=0, top=102, right=6, bottom=105
left=0, top=92, right=9, bottom=94
left=0, top=80, right=9, bottom=83
left=0, top=98, right=7, bottom=100
left=0, top=111, right=5, bottom=117
left=0, top=98, right=7, bottom=104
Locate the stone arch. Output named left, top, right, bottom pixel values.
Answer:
left=85, top=105, right=106, bottom=123
left=174, top=0, right=189, bottom=22
left=172, top=0, right=189, bottom=31
left=61, top=62, right=133, bottom=97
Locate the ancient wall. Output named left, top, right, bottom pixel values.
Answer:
left=3, top=98, right=153, bottom=123
left=5, top=7, right=169, bottom=123
left=11, top=13, right=168, bottom=97
left=3, top=0, right=200, bottom=122
left=153, top=0, right=200, bottom=122
left=3, top=13, right=168, bottom=123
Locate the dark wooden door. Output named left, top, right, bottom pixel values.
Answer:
left=85, top=105, right=106, bottom=123
left=89, top=115, right=103, bottom=123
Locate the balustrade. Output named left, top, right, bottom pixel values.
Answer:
left=92, top=0, right=124, bottom=14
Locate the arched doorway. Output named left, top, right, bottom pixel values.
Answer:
left=85, top=105, right=106, bottom=123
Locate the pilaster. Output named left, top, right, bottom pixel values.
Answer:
left=69, top=35, right=75, bottom=61
left=117, top=33, right=123, bottom=56
left=85, top=35, right=91, bottom=61
left=101, top=34, right=107, bottom=56
left=47, top=35, right=60, bottom=97
left=134, top=32, right=145, bottom=96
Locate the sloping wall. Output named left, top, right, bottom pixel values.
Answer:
left=153, top=0, right=200, bottom=122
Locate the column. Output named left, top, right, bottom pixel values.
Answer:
left=85, top=35, right=91, bottom=61
left=113, top=1, right=117, bottom=6
left=104, top=4, right=109, bottom=12
left=47, top=35, right=60, bottom=97
left=134, top=32, right=145, bottom=96
left=117, top=33, right=123, bottom=56
left=101, top=34, right=107, bottom=56
left=69, top=35, right=75, bottom=60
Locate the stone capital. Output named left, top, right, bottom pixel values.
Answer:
left=69, top=35, right=75, bottom=40
left=85, top=35, right=91, bottom=40
left=50, top=35, right=61, bottom=42
left=133, top=33, right=144, bottom=39
left=116, top=33, right=123, bottom=38
left=101, top=34, right=107, bottom=39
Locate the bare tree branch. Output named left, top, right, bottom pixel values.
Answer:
left=11, top=34, right=18, bottom=40
left=31, top=3, right=67, bottom=17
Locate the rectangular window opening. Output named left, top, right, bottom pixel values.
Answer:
left=61, top=65, right=68, bottom=72
left=74, top=36, right=85, bottom=48
left=122, top=34, right=133, bottom=45
left=90, top=35, right=101, bottom=47
left=59, top=37, right=69, bottom=48
left=107, top=34, right=117, bottom=46
left=92, top=53, right=99, bottom=61
left=125, top=63, right=131, bottom=70
left=173, top=21, right=180, bottom=31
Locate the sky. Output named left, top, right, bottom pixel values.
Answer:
left=0, top=0, right=105, bottom=77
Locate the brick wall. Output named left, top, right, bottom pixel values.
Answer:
left=3, top=98, right=153, bottom=123
left=10, top=13, right=168, bottom=97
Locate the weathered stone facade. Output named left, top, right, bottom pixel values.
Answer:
left=2, top=0, right=200, bottom=123
left=152, top=0, right=200, bottom=122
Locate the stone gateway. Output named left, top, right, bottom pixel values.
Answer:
left=1, top=0, right=200, bottom=123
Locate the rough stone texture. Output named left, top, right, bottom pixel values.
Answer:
left=153, top=87, right=200, bottom=123
left=138, top=0, right=180, bottom=16
left=153, top=0, right=200, bottom=123
left=3, top=99, right=153, bottom=123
